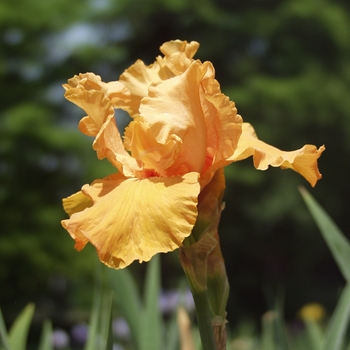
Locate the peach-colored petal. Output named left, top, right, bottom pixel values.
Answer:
left=158, top=40, right=200, bottom=76
left=198, top=63, right=243, bottom=185
left=63, top=72, right=130, bottom=109
left=119, top=60, right=164, bottom=116
left=62, top=191, right=93, bottom=216
left=159, top=40, right=199, bottom=59
left=124, top=117, right=182, bottom=176
left=119, top=40, right=199, bottom=116
left=92, top=113, right=141, bottom=177
left=138, top=61, right=209, bottom=175
left=65, top=89, right=111, bottom=137
left=61, top=172, right=200, bottom=269
left=230, top=123, right=325, bottom=187
left=65, top=88, right=141, bottom=176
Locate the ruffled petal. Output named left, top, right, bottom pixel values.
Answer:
left=124, top=117, right=182, bottom=176
left=230, top=123, right=325, bottom=187
left=61, top=172, right=200, bottom=269
left=158, top=40, right=200, bottom=75
left=119, top=40, right=199, bottom=116
left=65, top=87, right=141, bottom=176
left=63, top=72, right=130, bottom=109
left=62, top=191, right=93, bottom=216
left=198, top=62, right=243, bottom=185
left=119, top=60, right=164, bottom=116
left=138, top=61, right=209, bottom=175
left=159, top=40, right=199, bottom=59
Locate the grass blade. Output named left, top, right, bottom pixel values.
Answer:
left=0, top=308, right=11, bottom=350
left=8, top=303, right=35, bottom=350
left=322, top=283, right=350, bottom=350
left=110, top=267, right=142, bottom=349
left=299, top=187, right=350, bottom=282
left=261, top=311, right=276, bottom=350
left=141, top=254, right=162, bottom=350
left=101, top=292, right=114, bottom=350
left=303, top=320, right=323, bottom=350
left=38, top=320, right=53, bottom=350
left=85, top=273, right=102, bottom=350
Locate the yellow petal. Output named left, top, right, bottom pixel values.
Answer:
left=230, top=123, right=325, bottom=187
left=199, top=63, right=242, bottom=185
left=62, top=190, right=93, bottom=216
left=139, top=61, right=208, bottom=175
left=119, top=60, right=164, bottom=116
left=159, top=40, right=199, bottom=59
left=124, top=117, right=182, bottom=176
left=63, top=72, right=130, bottom=109
left=61, top=172, right=200, bottom=269
left=139, top=61, right=242, bottom=180
left=92, top=113, right=141, bottom=176
left=64, top=87, right=141, bottom=176
left=158, top=40, right=200, bottom=75
left=119, top=40, right=199, bottom=116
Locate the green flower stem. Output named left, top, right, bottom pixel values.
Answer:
left=189, top=284, right=217, bottom=350
left=180, top=235, right=218, bottom=350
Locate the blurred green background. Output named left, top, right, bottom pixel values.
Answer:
left=1, top=0, right=349, bottom=340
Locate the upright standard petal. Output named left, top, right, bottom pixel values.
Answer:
left=230, top=123, right=325, bottom=187
left=119, top=40, right=199, bottom=116
left=138, top=61, right=209, bottom=176
left=64, top=86, right=141, bottom=176
left=63, top=72, right=130, bottom=110
left=61, top=172, right=200, bottom=269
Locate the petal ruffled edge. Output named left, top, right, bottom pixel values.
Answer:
left=230, top=123, right=325, bottom=187
left=61, top=172, right=200, bottom=269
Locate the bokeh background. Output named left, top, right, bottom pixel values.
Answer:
left=1, top=0, right=349, bottom=344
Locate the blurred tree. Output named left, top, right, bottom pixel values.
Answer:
left=1, top=0, right=349, bottom=331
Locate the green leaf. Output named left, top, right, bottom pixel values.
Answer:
left=164, top=306, right=179, bottom=350
left=0, top=308, right=11, bottom=350
left=110, top=267, right=142, bottom=349
left=299, top=187, right=350, bottom=282
left=321, top=283, right=350, bottom=350
left=101, top=292, right=114, bottom=350
left=300, top=188, right=350, bottom=350
left=38, top=320, right=53, bottom=350
left=8, top=303, right=35, bottom=350
left=141, top=254, right=162, bottom=350
left=303, top=320, right=323, bottom=350
left=261, top=311, right=276, bottom=350
left=85, top=273, right=102, bottom=350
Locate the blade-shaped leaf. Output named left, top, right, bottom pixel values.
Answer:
left=38, top=320, right=53, bottom=350
left=303, top=320, right=323, bottom=350
left=165, top=307, right=179, bottom=350
left=322, top=283, right=350, bottom=350
left=110, top=267, right=142, bottom=349
left=300, top=187, right=350, bottom=282
left=100, top=292, right=114, bottom=350
left=0, top=308, right=11, bottom=350
left=261, top=311, right=276, bottom=350
left=8, top=303, right=35, bottom=350
left=85, top=272, right=102, bottom=350
left=141, top=254, right=162, bottom=350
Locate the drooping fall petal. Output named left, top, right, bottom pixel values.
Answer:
left=62, top=191, right=93, bottom=216
left=61, top=172, right=200, bottom=269
left=230, top=123, right=325, bottom=187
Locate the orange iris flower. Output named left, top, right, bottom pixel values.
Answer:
left=61, top=40, right=325, bottom=269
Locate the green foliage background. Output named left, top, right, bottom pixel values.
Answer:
left=1, top=0, right=349, bottom=333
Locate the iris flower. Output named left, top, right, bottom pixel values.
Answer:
left=61, top=40, right=324, bottom=269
